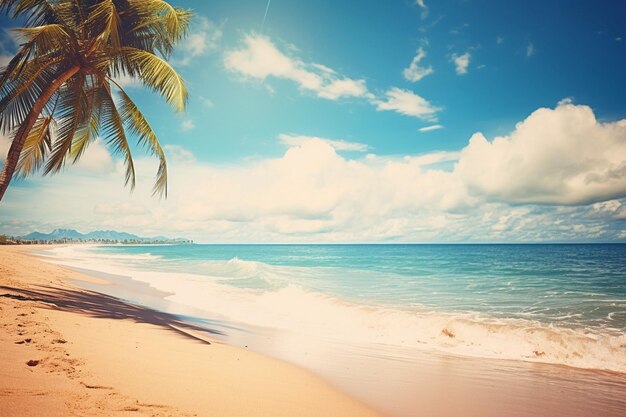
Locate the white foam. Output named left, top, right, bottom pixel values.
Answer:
left=44, top=245, right=626, bottom=374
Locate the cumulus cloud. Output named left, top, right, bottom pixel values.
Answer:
left=526, top=42, right=535, bottom=57
left=224, top=34, right=439, bottom=119
left=176, top=17, right=223, bottom=66
left=452, top=52, right=471, bottom=75
left=2, top=102, right=625, bottom=243
left=592, top=200, right=626, bottom=220
left=455, top=101, right=626, bottom=205
left=374, top=88, right=441, bottom=121
left=408, top=151, right=460, bottom=166
left=224, top=34, right=370, bottom=101
left=278, top=134, right=370, bottom=152
left=75, top=138, right=114, bottom=173
left=1, top=139, right=472, bottom=241
left=403, top=47, right=434, bottom=82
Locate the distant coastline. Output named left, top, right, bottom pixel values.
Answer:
left=0, top=228, right=193, bottom=245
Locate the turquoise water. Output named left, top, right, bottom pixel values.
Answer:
left=95, top=244, right=626, bottom=330
left=52, top=244, right=626, bottom=372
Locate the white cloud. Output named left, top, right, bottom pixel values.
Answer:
left=177, top=17, right=223, bottom=66
left=225, top=34, right=442, bottom=120
left=94, top=202, right=147, bottom=216
left=317, top=78, right=369, bottom=100
left=592, top=200, right=626, bottom=220
left=496, top=36, right=504, bottom=45
left=374, top=88, right=441, bottom=121
left=408, top=151, right=460, bottom=166
left=455, top=101, right=626, bottom=205
left=75, top=138, right=114, bottom=174
left=403, top=47, right=434, bottom=82
left=2, top=139, right=472, bottom=241
left=164, top=145, right=195, bottom=162
left=199, top=96, right=214, bottom=108
left=0, top=132, right=10, bottom=162
left=113, top=73, right=141, bottom=89
left=526, top=42, right=535, bottom=57
left=278, top=134, right=370, bottom=152
left=2, top=102, right=625, bottom=243
left=224, top=34, right=369, bottom=101
left=418, top=124, right=443, bottom=132
left=452, top=52, right=471, bottom=75
left=181, top=119, right=195, bottom=131
left=415, top=0, right=429, bottom=18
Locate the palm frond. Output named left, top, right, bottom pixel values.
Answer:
left=114, top=47, right=187, bottom=112
left=86, top=0, right=121, bottom=50
left=15, top=115, right=53, bottom=177
left=99, top=82, right=135, bottom=189
left=0, top=0, right=191, bottom=200
left=0, top=0, right=65, bottom=27
left=128, top=0, right=191, bottom=56
left=44, top=70, right=88, bottom=174
left=69, top=81, right=103, bottom=162
left=112, top=79, right=167, bottom=197
left=0, top=57, right=62, bottom=133
left=12, top=23, right=76, bottom=55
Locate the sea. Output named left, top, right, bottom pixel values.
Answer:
left=43, top=243, right=626, bottom=416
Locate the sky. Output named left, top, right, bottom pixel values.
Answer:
left=1, top=0, right=626, bottom=243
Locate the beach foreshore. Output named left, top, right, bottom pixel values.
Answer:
left=3, top=245, right=626, bottom=417
left=0, top=245, right=382, bottom=417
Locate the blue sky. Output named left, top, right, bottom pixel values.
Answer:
left=1, top=0, right=626, bottom=242
left=157, top=0, right=626, bottom=160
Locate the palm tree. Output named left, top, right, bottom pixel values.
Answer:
left=0, top=0, right=191, bottom=201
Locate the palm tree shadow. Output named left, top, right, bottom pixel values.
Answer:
left=0, top=285, right=224, bottom=344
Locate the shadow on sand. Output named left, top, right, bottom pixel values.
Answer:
left=0, top=285, right=224, bottom=344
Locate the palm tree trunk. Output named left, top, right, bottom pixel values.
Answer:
left=0, top=65, right=80, bottom=202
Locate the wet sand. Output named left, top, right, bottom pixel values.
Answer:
left=0, top=245, right=382, bottom=417
left=3, top=244, right=626, bottom=417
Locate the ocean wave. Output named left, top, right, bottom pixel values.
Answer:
left=48, top=245, right=163, bottom=262
left=151, top=276, right=626, bottom=373
left=42, top=246, right=626, bottom=374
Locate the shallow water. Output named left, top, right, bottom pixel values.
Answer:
left=42, top=244, right=626, bottom=417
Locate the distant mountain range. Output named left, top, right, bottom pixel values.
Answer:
left=21, top=228, right=190, bottom=243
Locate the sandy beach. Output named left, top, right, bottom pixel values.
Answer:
left=3, top=244, right=626, bottom=417
left=0, top=245, right=382, bottom=417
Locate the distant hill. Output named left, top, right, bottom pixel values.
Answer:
left=25, top=228, right=85, bottom=240
left=21, top=228, right=191, bottom=243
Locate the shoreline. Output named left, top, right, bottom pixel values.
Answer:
left=0, top=245, right=383, bottom=417
left=4, top=244, right=626, bottom=417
